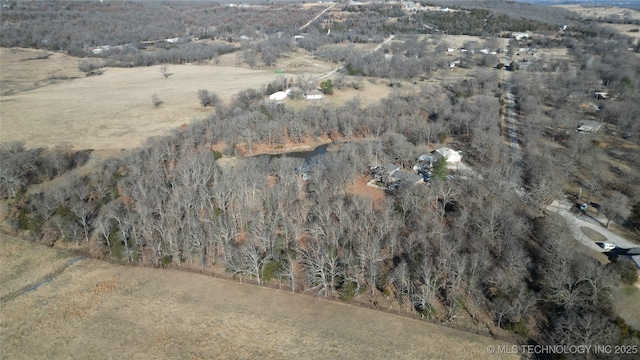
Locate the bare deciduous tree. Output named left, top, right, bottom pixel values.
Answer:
left=197, top=89, right=220, bottom=108
left=160, top=64, right=172, bottom=79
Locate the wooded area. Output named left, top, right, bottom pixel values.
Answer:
left=2, top=1, right=640, bottom=358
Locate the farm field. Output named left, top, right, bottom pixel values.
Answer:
left=557, top=5, right=640, bottom=45
left=0, top=234, right=517, bottom=360
left=600, top=24, right=640, bottom=44
left=0, top=47, right=393, bottom=152
left=0, top=48, right=280, bottom=151
left=557, top=5, right=640, bottom=21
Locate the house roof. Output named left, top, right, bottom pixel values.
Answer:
left=382, top=163, right=400, bottom=174
left=269, top=91, right=288, bottom=101
left=418, top=154, right=434, bottom=162
left=432, top=147, right=462, bottom=163
left=576, top=120, right=602, bottom=133
left=390, top=170, right=422, bottom=184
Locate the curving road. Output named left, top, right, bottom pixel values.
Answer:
left=317, top=34, right=395, bottom=81
left=300, top=3, right=336, bottom=31
left=547, top=199, right=640, bottom=267
left=501, top=38, right=638, bottom=268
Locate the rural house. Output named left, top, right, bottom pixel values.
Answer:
left=431, top=147, right=462, bottom=163
left=371, top=163, right=422, bottom=189
left=576, top=120, right=602, bottom=134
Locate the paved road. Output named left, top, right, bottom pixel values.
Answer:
left=500, top=38, right=522, bottom=168
left=547, top=199, right=640, bottom=267
left=503, top=74, right=521, bottom=166
left=499, top=41, right=639, bottom=268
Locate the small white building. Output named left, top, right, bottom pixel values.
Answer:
left=576, top=120, right=602, bottom=134
left=512, top=32, right=529, bottom=40
left=269, top=91, right=288, bottom=101
left=306, top=90, right=324, bottom=100
left=594, top=91, right=608, bottom=100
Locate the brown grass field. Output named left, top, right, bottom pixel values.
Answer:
left=0, top=234, right=517, bottom=360
left=558, top=5, right=640, bottom=45
left=0, top=48, right=284, bottom=151
left=0, top=47, right=397, bottom=152
left=614, top=283, right=640, bottom=330
left=558, top=5, right=640, bottom=21
left=601, top=23, right=640, bottom=44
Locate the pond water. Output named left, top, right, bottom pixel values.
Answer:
left=251, top=142, right=331, bottom=166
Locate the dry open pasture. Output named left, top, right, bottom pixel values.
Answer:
left=600, top=23, right=640, bottom=44
left=0, top=48, right=85, bottom=96
left=557, top=5, right=640, bottom=45
left=558, top=5, right=640, bottom=21
left=0, top=235, right=517, bottom=360
left=0, top=47, right=396, bottom=152
left=0, top=49, right=283, bottom=151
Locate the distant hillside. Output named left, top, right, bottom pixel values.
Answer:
left=426, top=0, right=580, bottom=25
left=513, top=0, right=640, bottom=10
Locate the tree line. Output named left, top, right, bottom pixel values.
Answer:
left=2, top=1, right=580, bottom=71
left=0, top=1, right=318, bottom=66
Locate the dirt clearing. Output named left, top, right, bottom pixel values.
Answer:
left=0, top=235, right=516, bottom=359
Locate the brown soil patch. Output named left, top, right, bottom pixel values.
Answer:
left=235, top=136, right=332, bottom=157
left=0, top=235, right=517, bottom=359
left=348, top=175, right=386, bottom=206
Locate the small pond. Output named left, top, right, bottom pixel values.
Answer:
left=251, top=142, right=331, bottom=166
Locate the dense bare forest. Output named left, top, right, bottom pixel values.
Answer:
left=2, top=1, right=640, bottom=359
